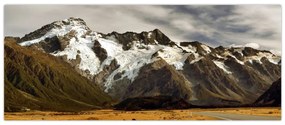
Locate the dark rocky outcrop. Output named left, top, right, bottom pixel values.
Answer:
left=214, top=46, right=226, bottom=54
left=254, top=78, right=281, bottom=106
left=92, top=40, right=108, bottom=63
left=19, top=24, right=55, bottom=42
left=114, top=96, right=194, bottom=111
left=37, top=36, right=61, bottom=53
left=103, top=29, right=172, bottom=50
left=242, top=47, right=260, bottom=56
left=152, top=29, right=172, bottom=45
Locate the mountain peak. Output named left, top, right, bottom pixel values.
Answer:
left=18, top=17, right=93, bottom=47
left=152, top=28, right=162, bottom=33
left=53, top=17, right=88, bottom=27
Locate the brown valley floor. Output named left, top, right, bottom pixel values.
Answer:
left=4, top=107, right=281, bottom=120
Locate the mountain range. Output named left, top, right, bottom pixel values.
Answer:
left=4, top=17, right=281, bottom=111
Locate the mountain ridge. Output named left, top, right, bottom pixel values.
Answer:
left=4, top=37, right=112, bottom=112
left=6, top=17, right=281, bottom=109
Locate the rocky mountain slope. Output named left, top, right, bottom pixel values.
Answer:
left=4, top=37, right=112, bottom=112
left=254, top=78, right=281, bottom=106
left=8, top=17, right=281, bottom=107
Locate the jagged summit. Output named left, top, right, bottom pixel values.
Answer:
left=101, top=28, right=172, bottom=50
left=18, top=17, right=174, bottom=50
left=52, top=17, right=88, bottom=28
left=105, top=28, right=164, bottom=36
left=19, top=17, right=89, bottom=43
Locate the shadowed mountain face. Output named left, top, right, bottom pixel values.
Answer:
left=6, top=17, right=281, bottom=110
left=114, top=96, right=194, bottom=111
left=254, top=78, right=281, bottom=107
left=123, top=59, right=192, bottom=101
left=4, top=37, right=112, bottom=112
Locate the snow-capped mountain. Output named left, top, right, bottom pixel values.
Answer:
left=17, top=17, right=281, bottom=106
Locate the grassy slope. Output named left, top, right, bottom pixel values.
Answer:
left=4, top=38, right=112, bottom=112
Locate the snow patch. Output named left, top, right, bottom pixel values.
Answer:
left=222, top=51, right=244, bottom=65
left=190, top=57, right=204, bottom=64
left=213, top=61, right=232, bottom=74
left=257, top=52, right=280, bottom=65
left=245, top=56, right=262, bottom=64
left=216, top=54, right=225, bottom=59
left=180, top=44, right=197, bottom=53
left=230, top=55, right=245, bottom=65
left=201, top=44, right=211, bottom=53
left=233, top=48, right=244, bottom=56
left=52, top=36, right=101, bottom=75
left=268, top=57, right=281, bottom=65
left=147, top=32, right=152, bottom=38
left=173, top=62, right=184, bottom=70
left=270, top=50, right=281, bottom=56
left=98, top=38, right=123, bottom=57
left=157, top=46, right=190, bottom=70
left=101, top=40, right=165, bottom=92
left=245, top=52, right=281, bottom=65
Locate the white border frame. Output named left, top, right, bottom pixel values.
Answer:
left=0, top=1, right=283, bottom=125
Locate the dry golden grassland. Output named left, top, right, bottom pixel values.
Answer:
left=4, top=107, right=280, bottom=120
left=211, top=107, right=281, bottom=117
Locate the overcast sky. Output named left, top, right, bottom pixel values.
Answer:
left=4, top=5, right=281, bottom=54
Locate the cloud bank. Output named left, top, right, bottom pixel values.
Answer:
left=4, top=5, right=281, bottom=53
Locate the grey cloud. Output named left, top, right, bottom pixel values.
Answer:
left=4, top=5, right=281, bottom=54
left=167, top=5, right=236, bottom=21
